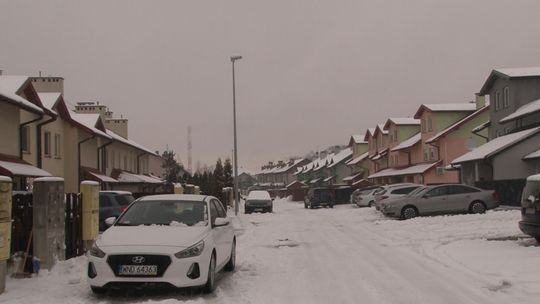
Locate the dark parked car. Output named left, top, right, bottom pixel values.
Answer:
left=99, top=191, right=135, bottom=231
left=305, top=188, right=334, bottom=209
left=519, top=174, right=540, bottom=243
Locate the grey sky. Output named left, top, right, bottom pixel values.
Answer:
left=2, top=0, right=540, bottom=171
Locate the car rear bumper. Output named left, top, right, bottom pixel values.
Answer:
left=519, top=220, right=540, bottom=238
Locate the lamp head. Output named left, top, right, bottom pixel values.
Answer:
left=230, top=56, right=243, bottom=62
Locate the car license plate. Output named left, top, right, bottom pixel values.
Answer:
left=118, top=265, right=158, bottom=276
left=526, top=208, right=536, bottom=215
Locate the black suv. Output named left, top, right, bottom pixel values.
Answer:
left=99, top=191, right=135, bottom=231
left=519, top=175, right=540, bottom=243
left=305, top=188, right=334, bottom=209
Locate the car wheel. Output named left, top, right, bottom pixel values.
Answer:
left=368, top=201, right=374, bottom=208
left=90, top=286, right=107, bottom=295
left=224, top=239, right=236, bottom=272
left=329, top=203, right=334, bottom=209
left=401, top=206, right=418, bottom=220
left=203, top=253, right=217, bottom=294
left=470, top=201, right=486, bottom=214
left=535, top=237, right=540, bottom=243
left=244, top=208, right=250, bottom=214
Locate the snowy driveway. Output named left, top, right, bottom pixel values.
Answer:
left=2, top=199, right=540, bottom=304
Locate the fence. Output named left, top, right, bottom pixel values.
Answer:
left=65, top=193, right=83, bottom=259
left=475, top=179, right=526, bottom=206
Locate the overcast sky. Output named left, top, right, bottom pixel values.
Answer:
left=2, top=0, right=540, bottom=171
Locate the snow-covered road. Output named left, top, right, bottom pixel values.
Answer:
left=2, top=198, right=539, bottom=304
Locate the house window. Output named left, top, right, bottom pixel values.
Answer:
left=394, top=129, right=398, bottom=142
left=504, top=128, right=511, bottom=134
left=503, top=87, right=509, bottom=108
left=21, top=125, right=30, bottom=153
left=421, top=118, right=425, bottom=132
left=424, top=148, right=429, bottom=161
left=497, top=130, right=503, bottom=137
left=54, top=133, right=61, bottom=158
left=107, top=150, right=111, bottom=169
left=124, top=155, right=128, bottom=170
left=44, top=131, right=51, bottom=157
left=112, top=151, right=116, bottom=168
left=495, top=91, right=501, bottom=111
left=428, top=118, right=433, bottom=132
left=429, top=147, right=435, bottom=160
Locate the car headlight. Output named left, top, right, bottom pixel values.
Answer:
left=89, top=242, right=106, bottom=258
left=175, top=240, right=205, bottom=259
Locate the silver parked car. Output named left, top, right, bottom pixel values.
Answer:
left=379, top=184, right=499, bottom=220
left=373, top=184, right=422, bottom=210
left=351, top=186, right=382, bottom=207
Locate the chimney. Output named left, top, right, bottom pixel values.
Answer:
left=475, top=93, right=486, bottom=110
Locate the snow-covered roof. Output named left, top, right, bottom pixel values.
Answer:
left=364, top=128, right=376, bottom=141
left=384, top=117, right=420, bottom=129
left=0, top=160, right=52, bottom=177
left=452, top=127, right=540, bottom=164
left=323, top=176, right=334, bottom=182
left=87, top=170, right=118, bottom=183
left=34, top=177, right=64, bottom=183
left=493, top=67, right=540, bottom=78
left=286, top=180, right=306, bottom=188
left=328, top=148, right=352, bottom=168
left=313, top=153, right=335, bottom=171
left=309, top=178, right=321, bottom=184
left=69, top=111, right=111, bottom=139
left=37, top=92, right=61, bottom=115
left=374, top=124, right=389, bottom=135
left=0, top=76, right=43, bottom=114
left=390, top=133, right=421, bottom=152
left=342, top=172, right=363, bottom=182
left=523, top=149, right=540, bottom=160
left=350, top=134, right=367, bottom=144
left=368, top=162, right=439, bottom=179
left=426, top=106, right=489, bottom=144
left=0, top=176, right=12, bottom=182
left=271, top=159, right=306, bottom=174
left=480, top=67, right=540, bottom=95
left=106, top=129, right=159, bottom=157
left=499, top=98, right=540, bottom=124
left=414, top=103, right=476, bottom=118
left=116, top=171, right=164, bottom=183
left=347, top=152, right=369, bottom=165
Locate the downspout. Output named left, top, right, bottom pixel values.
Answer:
left=78, top=135, right=96, bottom=192
left=136, top=153, right=146, bottom=174
left=36, top=115, right=57, bottom=168
left=97, top=140, right=114, bottom=174
left=19, top=115, right=43, bottom=158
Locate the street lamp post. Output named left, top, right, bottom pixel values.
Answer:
left=231, top=55, right=242, bottom=216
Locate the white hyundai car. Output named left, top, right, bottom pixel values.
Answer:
left=87, top=194, right=236, bottom=294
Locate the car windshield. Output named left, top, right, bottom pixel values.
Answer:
left=116, top=200, right=208, bottom=226
left=406, top=186, right=427, bottom=197
left=117, top=194, right=135, bottom=206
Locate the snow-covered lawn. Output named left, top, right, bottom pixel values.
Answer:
left=1, top=198, right=539, bottom=303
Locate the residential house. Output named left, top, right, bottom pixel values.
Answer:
left=344, top=135, right=370, bottom=186
left=0, top=77, right=51, bottom=189
left=323, top=147, right=352, bottom=185
left=368, top=100, right=485, bottom=185
left=452, top=66, right=540, bottom=204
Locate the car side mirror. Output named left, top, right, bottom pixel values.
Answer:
left=214, top=218, right=230, bottom=227
left=105, top=217, right=116, bottom=226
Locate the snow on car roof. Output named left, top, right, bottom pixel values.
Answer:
left=138, top=194, right=208, bottom=201
left=527, top=173, right=540, bottom=181
left=0, top=176, right=12, bottom=182
left=248, top=190, right=271, bottom=200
